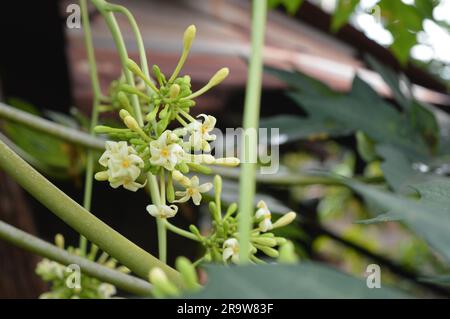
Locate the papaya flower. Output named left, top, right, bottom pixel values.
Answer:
left=223, top=238, right=240, bottom=264
left=255, top=200, right=273, bottom=232
left=146, top=204, right=179, bottom=219
left=172, top=171, right=212, bottom=205
left=150, top=130, right=185, bottom=171
left=95, top=141, right=145, bottom=192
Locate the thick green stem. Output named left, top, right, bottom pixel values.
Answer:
left=0, top=220, right=153, bottom=296
left=0, top=138, right=182, bottom=285
left=79, top=0, right=103, bottom=256
left=238, top=0, right=267, bottom=264
left=0, top=102, right=104, bottom=150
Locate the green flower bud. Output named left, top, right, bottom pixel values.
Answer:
left=149, top=268, right=180, bottom=298
left=55, top=234, right=64, bottom=249
left=275, top=237, right=287, bottom=245
left=146, top=105, right=160, bottom=122
left=187, top=163, right=212, bottom=174
left=95, top=171, right=109, bottom=181
left=123, top=115, right=140, bottom=131
left=209, top=201, right=220, bottom=222
left=94, top=125, right=115, bottom=134
left=252, top=237, right=277, bottom=247
left=224, top=203, right=238, bottom=219
left=208, top=67, right=229, bottom=87
left=169, top=84, right=181, bottom=99
left=278, top=241, right=299, bottom=264
left=175, top=257, right=199, bottom=291
left=119, top=109, right=130, bottom=120
left=272, top=212, right=297, bottom=229
left=257, top=245, right=279, bottom=258
left=88, top=244, right=99, bottom=261
left=153, top=64, right=166, bottom=85
left=183, top=25, right=196, bottom=52
left=189, top=225, right=203, bottom=241
left=117, top=92, right=133, bottom=114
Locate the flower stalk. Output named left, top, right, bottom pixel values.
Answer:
left=238, top=0, right=268, bottom=264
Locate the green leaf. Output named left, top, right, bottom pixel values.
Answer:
left=355, top=213, right=401, bottom=224
left=191, top=263, right=409, bottom=298
left=331, top=0, right=360, bottom=32
left=346, top=178, right=450, bottom=263
left=260, top=114, right=351, bottom=144
left=288, top=76, right=428, bottom=158
left=365, top=56, right=439, bottom=151
left=376, top=144, right=425, bottom=193
left=365, top=55, right=411, bottom=110
left=265, top=66, right=337, bottom=97
left=407, top=101, right=440, bottom=152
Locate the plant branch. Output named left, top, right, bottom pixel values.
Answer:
left=238, top=0, right=267, bottom=264
left=0, top=102, right=104, bottom=150
left=79, top=0, right=103, bottom=255
left=0, top=220, right=153, bottom=296
left=0, top=138, right=182, bottom=285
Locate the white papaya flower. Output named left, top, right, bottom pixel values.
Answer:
left=255, top=200, right=273, bottom=232
left=172, top=174, right=212, bottom=205
left=223, top=238, right=240, bottom=264
left=146, top=204, right=179, bottom=219
left=186, top=114, right=216, bottom=151
left=96, top=141, right=145, bottom=192
left=150, top=130, right=185, bottom=171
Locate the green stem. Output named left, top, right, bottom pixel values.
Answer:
left=237, top=0, right=267, bottom=264
left=0, top=138, right=182, bottom=285
left=0, top=102, right=104, bottom=150
left=212, top=166, right=384, bottom=186
left=92, top=0, right=143, bottom=125
left=163, top=219, right=200, bottom=242
left=92, top=0, right=166, bottom=263
left=158, top=170, right=167, bottom=263
left=79, top=0, right=103, bottom=256
left=0, top=220, right=153, bottom=296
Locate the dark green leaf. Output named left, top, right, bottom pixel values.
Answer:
left=191, top=263, right=409, bottom=298
left=346, top=178, right=450, bottom=263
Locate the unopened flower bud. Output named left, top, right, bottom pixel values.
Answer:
left=175, top=257, right=199, bottom=291
left=278, top=241, right=299, bottom=264
left=172, top=170, right=190, bottom=187
left=272, top=212, right=297, bottom=229
left=123, top=115, right=140, bottom=131
left=208, top=67, right=229, bottom=87
left=214, top=157, right=240, bottom=166
left=119, top=109, right=130, bottom=120
left=183, top=25, right=196, bottom=52
left=252, top=237, right=277, bottom=247
left=148, top=268, right=180, bottom=297
left=95, top=171, right=109, bottom=181
left=169, top=84, right=181, bottom=99
left=258, top=246, right=279, bottom=258
left=55, top=234, right=64, bottom=249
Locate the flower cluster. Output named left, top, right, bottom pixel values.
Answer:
left=94, top=25, right=239, bottom=221
left=187, top=175, right=297, bottom=265
left=35, top=234, right=129, bottom=299
left=93, top=24, right=297, bottom=268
